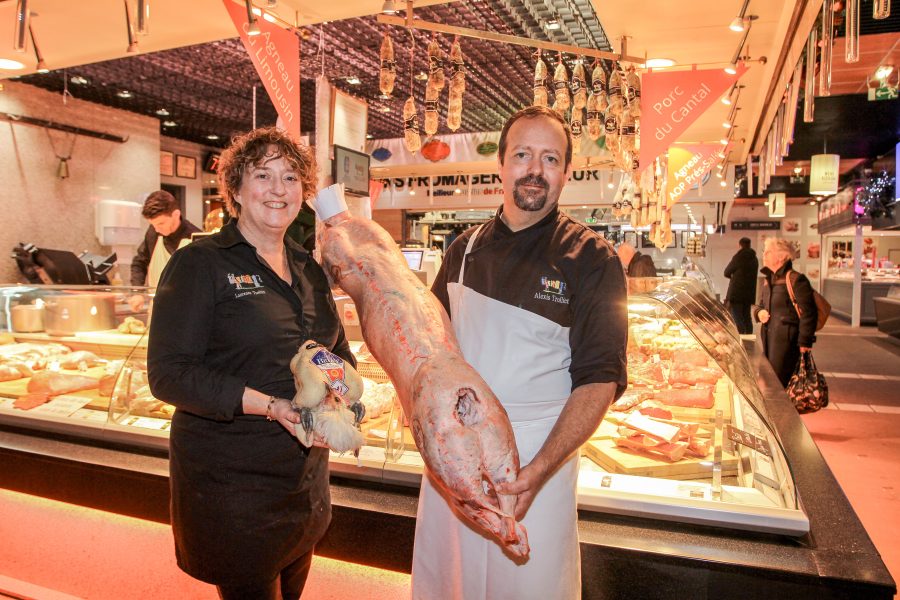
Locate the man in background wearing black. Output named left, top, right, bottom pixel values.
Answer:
left=724, top=237, right=759, bottom=334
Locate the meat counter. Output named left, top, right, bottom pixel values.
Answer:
left=0, top=281, right=805, bottom=535
left=0, top=283, right=894, bottom=598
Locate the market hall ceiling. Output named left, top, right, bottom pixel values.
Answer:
left=11, top=0, right=614, bottom=148
left=3, top=0, right=899, bottom=161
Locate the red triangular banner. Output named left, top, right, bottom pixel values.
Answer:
left=640, top=65, right=748, bottom=170
left=222, top=0, right=301, bottom=140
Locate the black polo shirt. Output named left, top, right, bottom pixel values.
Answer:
left=148, top=220, right=353, bottom=420
left=431, top=206, right=627, bottom=395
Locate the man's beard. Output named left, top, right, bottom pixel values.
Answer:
left=512, top=175, right=550, bottom=212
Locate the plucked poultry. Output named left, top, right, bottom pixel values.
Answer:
left=309, top=185, right=529, bottom=558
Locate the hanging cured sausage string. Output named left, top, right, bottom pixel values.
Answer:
left=424, top=34, right=445, bottom=136
left=586, top=59, right=605, bottom=141
left=570, top=58, right=587, bottom=155
left=403, top=30, right=422, bottom=153
left=446, top=36, right=465, bottom=131
left=379, top=33, right=396, bottom=97
left=309, top=185, right=530, bottom=558
left=551, top=52, right=570, bottom=116
left=533, top=50, right=549, bottom=107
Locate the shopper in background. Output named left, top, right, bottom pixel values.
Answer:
left=148, top=127, right=353, bottom=600
left=755, top=237, right=817, bottom=387
left=130, top=190, right=200, bottom=287
left=616, top=241, right=658, bottom=277
left=413, top=105, right=628, bottom=599
left=724, top=237, right=759, bottom=334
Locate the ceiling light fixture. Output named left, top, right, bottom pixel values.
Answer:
left=136, top=0, right=150, bottom=36
left=729, top=0, right=751, bottom=31
left=875, top=64, right=894, bottom=81
left=28, top=24, right=48, bottom=73
left=365, top=133, right=373, bottom=139
left=724, top=62, right=738, bottom=75
left=206, top=134, right=219, bottom=140
left=720, top=138, right=729, bottom=145
left=124, top=0, right=139, bottom=53
left=725, top=14, right=756, bottom=74
left=346, top=76, right=361, bottom=85
left=162, top=120, right=177, bottom=127
left=13, top=0, right=30, bottom=53
left=70, top=75, right=89, bottom=85
left=245, top=0, right=261, bottom=36
left=155, top=108, right=169, bottom=115
left=645, top=58, right=676, bottom=68
left=545, top=18, right=561, bottom=31
left=722, top=121, right=732, bottom=129
left=0, top=58, right=26, bottom=70
left=117, top=89, right=133, bottom=98
left=381, top=0, right=397, bottom=15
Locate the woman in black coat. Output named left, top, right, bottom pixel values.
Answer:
left=754, top=238, right=818, bottom=387
left=148, top=127, right=354, bottom=600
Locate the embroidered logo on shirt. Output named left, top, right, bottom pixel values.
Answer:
left=310, top=349, right=350, bottom=396
left=228, top=273, right=266, bottom=298
left=534, top=276, right=570, bottom=304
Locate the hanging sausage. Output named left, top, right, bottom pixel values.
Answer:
left=533, top=51, right=549, bottom=107
left=379, top=34, right=396, bottom=97
left=447, top=37, right=465, bottom=131
left=424, top=37, right=445, bottom=136
left=404, top=96, right=422, bottom=153
left=551, top=55, right=571, bottom=116
left=571, top=60, right=587, bottom=111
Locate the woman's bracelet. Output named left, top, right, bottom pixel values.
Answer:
left=265, top=396, right=278, bottom=421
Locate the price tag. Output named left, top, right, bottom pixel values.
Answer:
left=725, top=424, right=772, bottom=458
left=30, top=395, right=91, bottom=417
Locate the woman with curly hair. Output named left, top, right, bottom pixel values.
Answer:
left=148, top=127, right=353, bottom=599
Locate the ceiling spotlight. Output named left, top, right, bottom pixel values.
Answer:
left=729, top=17, right=747, bottom=32
left=379, top=106, right=391, bottom=113
left=716, top=172, right=724, bottom=178
left=0, top=58, right=26, bottom=70
left=117, top=89, right=133, bottom=98
left=724, top=62, right=738, bottom=75
left=722, top=121, right=732, bottom=128
left=720, top=138, right=729, bottom=145
left=545, top=18, right=561, bottom=31
left=793, top=166, right=803, bottom=174
left=155, top=108, right=170, bottom=115
left=70, top=75, right=89, bottom=85
left=365, top=133, right=373, bottom=139
left=721, top=96, right=732, bottom=105
left=414, top=71, right=429, bottom=81
left=206, top=134, right=220, bottom=140
left=163, top=120, right=177, bottom=127
left=381, top=0, right=397, bottom=15
left=14, top=0, right=30, bottom=53
left=245, top=0, right=261, bottom=35
left=346, top=76, right=361, bottom=85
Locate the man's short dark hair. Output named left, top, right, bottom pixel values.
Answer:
left=739, top=237, right=751, bottom=249
left=141, top=190, right=179, bottom=219
left=498, top=106, right=572, bottom=170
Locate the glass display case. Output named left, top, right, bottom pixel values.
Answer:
left=0, top=281, right=807, bottom=536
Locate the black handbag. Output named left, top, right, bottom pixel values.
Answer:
left=786, top=351, right=829, bottom=414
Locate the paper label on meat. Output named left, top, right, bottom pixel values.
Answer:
left=310, top=349, right=350, bottom=396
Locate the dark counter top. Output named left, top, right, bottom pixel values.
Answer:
left=0, top=340, right=895, bottom=599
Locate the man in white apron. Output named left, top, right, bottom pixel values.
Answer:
left=412, top=106, right=628, bottom=599
left=129, top=191, right=200, bottom=309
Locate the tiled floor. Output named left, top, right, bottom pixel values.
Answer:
left=796, top=320, right=900, bottom=597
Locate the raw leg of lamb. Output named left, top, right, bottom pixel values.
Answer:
left=309, top=185, right=528, bottom=558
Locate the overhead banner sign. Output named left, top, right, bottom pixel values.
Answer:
left=640, top=64, right=748, bottom=170
left=666, top=144, right=722, bottom=207
left=223, top=0, right=300, bottom=139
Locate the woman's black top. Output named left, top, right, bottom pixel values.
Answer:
left=148, top=220, right=353, bottom=585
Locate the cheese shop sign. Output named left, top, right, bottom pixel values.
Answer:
left=375, top=170, right=611, bottom=209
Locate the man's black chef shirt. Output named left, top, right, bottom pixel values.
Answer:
left=131, top=218, right=201, bottom=286
left=431, top=206, right=628, bottom=398
left=147, top=220, right=353, bottom=421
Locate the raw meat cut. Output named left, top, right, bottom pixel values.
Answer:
left=652, top=386, right=714, bottom=409
left=310, top=185, right=528, bottom=557
left=27, top=371, right=99, bottom=396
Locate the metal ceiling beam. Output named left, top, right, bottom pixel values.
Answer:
left=376, top=13, right=642, bottom=63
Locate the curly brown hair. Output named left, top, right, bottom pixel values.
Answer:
left=217, top=127, right=317, bottom=218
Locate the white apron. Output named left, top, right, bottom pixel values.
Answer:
left=411, top=226, right=581, bottom=600
left=147, top=235, right=191, bottom=288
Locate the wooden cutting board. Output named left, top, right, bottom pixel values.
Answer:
left=0, top=367, right=110, bottom=413
left=583, top=437, right=738, bottom=481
